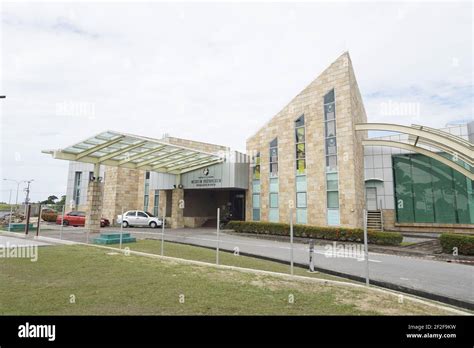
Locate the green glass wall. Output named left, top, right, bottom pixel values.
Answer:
left=393, top=154, right=473, bottom=224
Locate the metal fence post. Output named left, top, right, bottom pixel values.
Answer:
left=8, top=203, right=13, bottom=233
left=363, top=209, right=370, bottom=286
left=25, top=204, right=31, bottom=235
left=216, top=208, right=220, bottom=265
left=161, top=206, right=165, bottom=256
left=119, top=207, right=124, bottom=249
left=60, top=204, right=65, bottom=240
left=290, top=207, right=294, bottom=275
left=36, top=204, right=42, bottom=237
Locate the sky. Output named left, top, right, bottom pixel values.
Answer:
left=0, top=0, right=472, bottom=203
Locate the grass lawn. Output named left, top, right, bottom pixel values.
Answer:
left=0, top=242, right=459, bottom=315
left=126, top=239, right=345, bottom=281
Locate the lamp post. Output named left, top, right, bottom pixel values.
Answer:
left=2, top=178, right=26, bottom=205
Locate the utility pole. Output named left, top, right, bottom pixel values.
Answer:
left=24, top=180, right=34, bottom=204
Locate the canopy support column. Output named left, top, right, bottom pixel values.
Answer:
left=85, top=163, right=103, bottom=234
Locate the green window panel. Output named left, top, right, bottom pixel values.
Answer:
left=393, top=156, right=415, bottom=223
left=252, top=180, right=261, bottom=193
left=393, top=154, right=473, bottom=224
left=296, top=175, right=307, bottom=192
left=270, top=193, right=279, bottom=208
left=327, top=208, right=340, bottom=226
left=270, top=178, right=279, bottom=192
left=326, top=172, right=338, bottom=190
left=269, top=208, right=279, bottom=222
left=431, top=159, right=457, bottom=223
left=153, top=191, right=160, bottom=217
left=296, top=208, right=307, bottom=224
left=252, top=209, right=260, bottom=221
left=453, top=170, right=470, bottom=224
left=327, top=191, right=339, bottom=208
left=252, top=194, right=260, bottom=209
left=296, top=192, right=307, bottom=208
left=410, top=155, right=435, bottom=223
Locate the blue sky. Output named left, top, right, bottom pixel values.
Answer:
left=0, top=0, right=472, bottom=202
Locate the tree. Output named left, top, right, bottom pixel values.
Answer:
left=40, top=195, right=58, bottom=205
left=58, top=195, right=66, bottom=206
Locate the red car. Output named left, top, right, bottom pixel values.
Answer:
left=56, top=211, right=110, bottom=227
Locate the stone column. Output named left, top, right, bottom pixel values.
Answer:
left=85, top=181, right=103, bottom=234
left=170, top=188, right=184, bottom=229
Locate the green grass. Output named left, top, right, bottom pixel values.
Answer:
left=126, top=239, right=342, bottom=281
left=0, top=242, right=457, bottom=315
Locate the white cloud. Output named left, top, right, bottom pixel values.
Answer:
left=0, top=1, right=472, bottom=202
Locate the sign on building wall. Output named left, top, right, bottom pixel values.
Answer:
left=190, top=168, right=223, bottom=188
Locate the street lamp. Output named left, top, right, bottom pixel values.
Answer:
left=2, top=178, right=29, bottom=205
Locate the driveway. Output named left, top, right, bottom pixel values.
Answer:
left=132, top=227, right=474, bottom=306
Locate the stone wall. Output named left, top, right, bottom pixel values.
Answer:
left=84, top=181, right=104, bottom=233
left=102, top=166, right=141, bottom=223
left=246, top=52, right=366, bottom=228
left=164, top=137, right=229, bottom=154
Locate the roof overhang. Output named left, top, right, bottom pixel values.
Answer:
left=42, top=131, right=225, bottom=174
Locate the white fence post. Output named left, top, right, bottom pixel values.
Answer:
left=216, top=208, right=220, bottom=265
left=363, top=208, right=370, bottom=286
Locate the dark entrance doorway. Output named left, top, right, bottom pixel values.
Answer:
left=229, top=191, right=245, bottom=221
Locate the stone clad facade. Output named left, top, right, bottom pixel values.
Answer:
left=246, top=52, right=367, bottom=228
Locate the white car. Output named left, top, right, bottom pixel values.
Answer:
left=117, top=210, right=163, bottom=228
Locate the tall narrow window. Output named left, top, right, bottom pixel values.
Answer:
left=252, top=152, right=261, bottom=221
left=324, top=89, right=340, bottom=225
left=295, top=115, right=307, bottom=224
left=73, top=171, right=82, bottom=206
left=269, top=138, right=279, bottom=222
left=144, top=171, right=150, bottom=211
left=295, top=115, right=306, bottom=175
left=153, top=190, right=160, bottom=217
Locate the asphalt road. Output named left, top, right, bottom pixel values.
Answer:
left=127, top=227, right=474, bottom=306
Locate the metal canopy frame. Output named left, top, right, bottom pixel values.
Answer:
left=42, top=131, right=225, bottom=174
left=355, top=123, right=473, bottom=180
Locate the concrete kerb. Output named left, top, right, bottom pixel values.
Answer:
left=29, top=233, right=471, bottom=316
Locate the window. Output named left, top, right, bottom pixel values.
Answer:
left=327, top=191, right=339, bottom=208
left=295, top=115, right=306, bottom=175
left=270, top=138, right=278, bottom=177
left=137, top=212, right=148, bottom=218
left=326, top=173, right=339, bottom=190
left=297, top=192, right=307, bottom=208
left=73, top=172, right=82, bottom=206
left=126, top=211, right=136, bottom=217
left=269, top=177, right=279, bottom=222
left=153, top=190, right=160, bottom=217
left=144, top=171, right=150, bottom=211
left=252, top=152, right=261, bottom=221
left=252, top=152, right=261, bottom=180
left=270, top=193, right=279, bottom=208
left=393, top=153, right=474, bottom=224
left=324, top=89, right=340, bottom=225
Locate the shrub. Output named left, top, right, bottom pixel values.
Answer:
left=226, top=221, right=402, bottom=246
left=440, top=233, right=474, bottom=255
left=41, top=212, right=58, bottom=222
